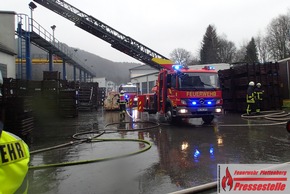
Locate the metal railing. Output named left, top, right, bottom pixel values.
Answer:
left=16, top=13, right=95, bottom=76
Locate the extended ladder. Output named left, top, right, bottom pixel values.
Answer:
left=33, top=0, right=169, bottom=70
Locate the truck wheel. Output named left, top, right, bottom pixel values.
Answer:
left=202, top=115, right=214, bottom=124
left=166, top=106, right=181, bottom=124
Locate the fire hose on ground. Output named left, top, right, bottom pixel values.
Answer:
left=216, top=110, right=290, bottom=128
left=28, top=109, right=290, bottom=193
left=241, top=110, right=290, bottom=122
left=28, top=121, right=160, bottom=170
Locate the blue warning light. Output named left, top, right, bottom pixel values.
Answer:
left=194, top=149, right=200, bottom=158
left=209, top=147, right=214, bottom=155
left=172, top=65, right=183, bottom=70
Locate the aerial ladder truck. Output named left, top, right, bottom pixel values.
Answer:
left=33, top=0, right=223, bottom=124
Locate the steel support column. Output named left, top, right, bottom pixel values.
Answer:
left=49, top=51, right=53, bottom=71
left=73, top=65, right=76, bottom=81
left=26, top=32, right=32, bottom=80
left=17, top=22, right=22, bottom=79
left=62, top=59, right=66, bottom=80
left=79, top=69, right=82, bottom=82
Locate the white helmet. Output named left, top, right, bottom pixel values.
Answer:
left=256, top=83, right=261, bottom=87
left=120, top=90, right=124, bottom=94
left=249, top=81, right=255, bottom=86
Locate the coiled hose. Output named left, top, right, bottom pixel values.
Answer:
left=29, top=120, right=160, bottom=170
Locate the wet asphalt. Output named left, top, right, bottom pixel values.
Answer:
left=26, top=108, right=290, bottom=194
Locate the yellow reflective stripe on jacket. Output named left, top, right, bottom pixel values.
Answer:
left=246, top=94, right=255, bottom=103
left=255, top=91, right=263, bottom=100
left=0, top=140, right=28, bottom=166
left=0, top=131, right=30, bottom=194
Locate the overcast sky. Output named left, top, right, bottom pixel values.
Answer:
left=2, top=0, right=290, bottom=63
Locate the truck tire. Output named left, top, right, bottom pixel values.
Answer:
left=166, top=106, right=181, bottom=124
left=202, top=115, right=214, bottom=124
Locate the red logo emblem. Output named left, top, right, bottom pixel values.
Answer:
left=222, top=167, right=233, bottom=191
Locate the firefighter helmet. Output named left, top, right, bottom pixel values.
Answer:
left=120, top=90, right=124, bottom=94
left=249, top=81, right=255, bottom=86
left=256, top=83, right=261, bottom=87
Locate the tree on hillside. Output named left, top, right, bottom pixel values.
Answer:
left=217, top=36, right=237, bottom=63
left=244, top=37, right=259, bottom=63
left=200, top=25, right=219, bottom=64
left=255, top=33, right=271, bottom=63
left=233, top=41, right=247, bottom=63
left=170, top=48, right=192, bottom=66
left=265, top=14, right=290, bottom=60
left=188, top=56, right=201, bottom=65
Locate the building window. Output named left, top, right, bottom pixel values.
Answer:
left=135, top=83, right=140, bottom=93
left=0, top=63, right=7, bottom=77
left=149, top=81, right=155, bottom=92
left=142, top=82, right=147, bottom=94
left=171, top=75, right=176, bottom=88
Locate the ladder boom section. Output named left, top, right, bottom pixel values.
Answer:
left=34, top=0, right=168, bottom=70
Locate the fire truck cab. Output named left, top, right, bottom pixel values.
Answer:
left=139, top=58, right=223, bottom=124
left=119, top=82, right=139, bottom=108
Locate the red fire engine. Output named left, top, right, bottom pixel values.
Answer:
left=119, top=82, right=139, bottom=108
left=138, top=58, right=223, bottom=124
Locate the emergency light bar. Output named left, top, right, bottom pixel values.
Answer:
left=193, top=147, right=215, bottom=158
left=191, top=100, right=214, bottom=106
left=203, top=66, right=215, bottom=70
left=172, top=65, right=183, bottom=70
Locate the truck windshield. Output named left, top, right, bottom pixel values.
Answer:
left=178, top=72, right=220, bottom=90
left=122, top=86, right=137, bottom=93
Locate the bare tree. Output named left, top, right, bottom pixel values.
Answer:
left=188, top=56, right=201, bottom=65
left=217, top=36, right=237, bottom=63
left=189, top=49, right=201, bottom=65
left=265, top=14, right=290, bottom=60
left=255, top=33, right=271, bottom=63
left=169, top=48, right=192, bottom=66
left=233, top=41, right=248, bottom=63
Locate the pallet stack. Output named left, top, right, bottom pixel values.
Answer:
left=78, top=85, right=93, bottom=111
left=218, top=62, right=282, bottom=112
left=79, top=82, right=99, bottom=110
left=41, top=80, right=59, bottom=115
left=97, top=87, right=106, bottom=106
left=1, top=78, right=34, bottom=143
left=2, top=96, right=34, bottom=143
left=1, top=78, right=27, bottom=97
left=43, top=71, right=60, bottom=81
left=0, top=76, right=101, bottom=141
left=58, top=89, right=78, bottom=117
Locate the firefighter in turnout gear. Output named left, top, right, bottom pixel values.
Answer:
left=0, top=70, right=30, bottom=194
left=0, top=122, right=30, bottom=194
left=246, top=81, right=256, bottom=115
left=117, top=90, right=128, bottom=120
left=254, top=82, right=264, bottom=114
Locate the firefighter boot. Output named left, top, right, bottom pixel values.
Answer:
left=120, top=111, right=125, bottom=120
